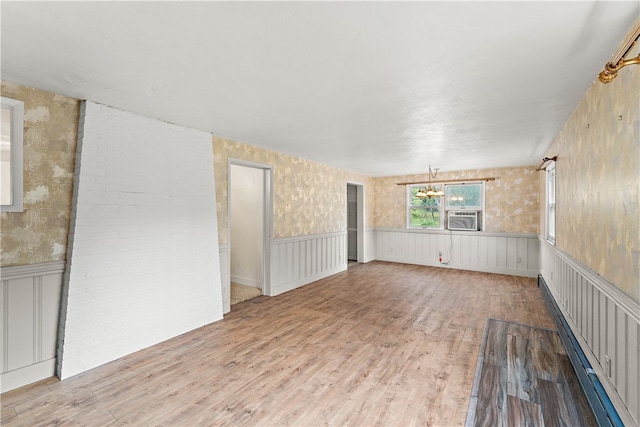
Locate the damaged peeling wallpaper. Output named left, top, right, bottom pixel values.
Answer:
left=541, top=43, right=639, bottom=301
left=1, top=81, right=80, bottom=267
left=213, top=136, right=375, bottom=245
left=374, top=166, right=539, bottom=233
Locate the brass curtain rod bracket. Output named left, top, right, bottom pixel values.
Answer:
left=599, top=20, right=640, bottom=84
left=536, top=156, right=557, bottom=171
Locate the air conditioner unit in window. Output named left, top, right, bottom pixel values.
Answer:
left=448, top=211, right=478, bottom=231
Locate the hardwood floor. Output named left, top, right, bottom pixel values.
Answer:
left=467, top=319, right=596, bottom=427
left=2, top=262, right=566, bottom=426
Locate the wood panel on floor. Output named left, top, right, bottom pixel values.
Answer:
left=469, top=319, right=596, bottom=427
left=2, top=262, right=562, bottom=426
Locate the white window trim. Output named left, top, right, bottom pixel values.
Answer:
left=444, top=181, right=486, bottom=231
left=407, top=184, right=444, bottom=230
left=444, top=181, right=485, bottom=211
left=1, top=96, right=24, bottom=213
left=407, top=181, right=486, bottom=231
left=545, top=162, right=556, bottom=244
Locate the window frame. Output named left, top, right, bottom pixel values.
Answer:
left=444, top=182, right=484, bottom=211
left=1, top=96, right=24, bottom=213
left=545, top=162, right=556, bottom=244
left=407, top=180, right=485, bottom=231
left=407, top=184, right=444, bottom=230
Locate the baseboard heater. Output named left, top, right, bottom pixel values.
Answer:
left=538, top=275, right=624, bottom=427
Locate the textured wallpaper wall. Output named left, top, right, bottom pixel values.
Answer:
left=541, top=45, right=639, bottom=301
left=213, top=137, right=375, bottom=245
left=0, top=81, right=79, bottom=267
left=374, top=166, right=539, bottom=233
left=9, top=73, right=634, bottom=302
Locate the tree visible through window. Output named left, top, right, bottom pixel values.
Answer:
left=407, top=181, right=485, bottom=230
left=408, top=185, right=443, bottom=228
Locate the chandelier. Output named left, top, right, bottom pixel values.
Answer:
left=416, top=165, right=444, bottom=199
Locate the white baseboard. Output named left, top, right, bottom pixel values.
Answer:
left=1, top=358, right=56, bottom=393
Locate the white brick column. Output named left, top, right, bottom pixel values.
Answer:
left=57, top=101, right=222, bottom=379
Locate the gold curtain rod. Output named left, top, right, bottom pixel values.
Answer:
left=396, top=177, right=496, bottom=186
left=599, top=19, right=640, bottom=83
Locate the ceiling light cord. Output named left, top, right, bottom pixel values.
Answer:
left=415, top=165, right=445, bottom=199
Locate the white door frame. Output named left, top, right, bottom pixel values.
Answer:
left=228, top=158, right=273, bottom=303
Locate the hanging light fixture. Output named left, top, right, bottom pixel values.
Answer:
left=416, top=165, right=445, bottom=199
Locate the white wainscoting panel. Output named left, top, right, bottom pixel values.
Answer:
left=271, top=232, right=347, bottom=296
left=373, top=229, right=539, bottom=277
left=1, top=261, right=65, bottom=393
left=364, top=228, right=376, bottom=263
left=219, top=244, right=230, bottom=314
left=540, top=239, right=639, bottom=426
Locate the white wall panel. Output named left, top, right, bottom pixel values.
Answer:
left=58, top=101, right=222, bottom=380
left=0, top=262, right=65, bottom=392
left=271, top=232, right=347, bottom=296
left=219, top=244, right=230, bottom=314
left=7, top=277, right=33, bottom=372
left=628, top=320, right=639, bottom=422
left=373, top=229, right=539, bottom=277
left=540, top=239, right=640, bottom=426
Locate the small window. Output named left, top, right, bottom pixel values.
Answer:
left=445, top=183, right=483, bottom=210
left=407, top=184, right=443, bottom=229
left=546, top=162, right=556, bottom=243
left=1, top=96, right=24, bottom=212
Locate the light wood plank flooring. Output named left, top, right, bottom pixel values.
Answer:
left=3, top=262, right=561, bottom=426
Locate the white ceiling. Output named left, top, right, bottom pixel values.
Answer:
left=1, top=2, right=638, bottom=176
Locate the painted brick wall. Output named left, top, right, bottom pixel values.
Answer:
left=57, top=101, right=222, bottom=379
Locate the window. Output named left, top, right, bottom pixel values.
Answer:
left=445, top=183, right=483, bottom=210
left=407, top=181, right=485, bottom=230
left=408, top=185, right=443, bottom=229
left=546, top=162, right=556, bottom=243
left=1, top=96, right=24, bottom=212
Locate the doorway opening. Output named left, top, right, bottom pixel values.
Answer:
left=228, top=160, right=272, bottom=309
left=347, top=182, right=364, bottom=267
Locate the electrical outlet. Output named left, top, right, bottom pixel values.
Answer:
left=516, top=256, right=522, bottom=263
left=438, top=251, right=442, bottom=256
left=604, top=355, right=611, bottom=377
